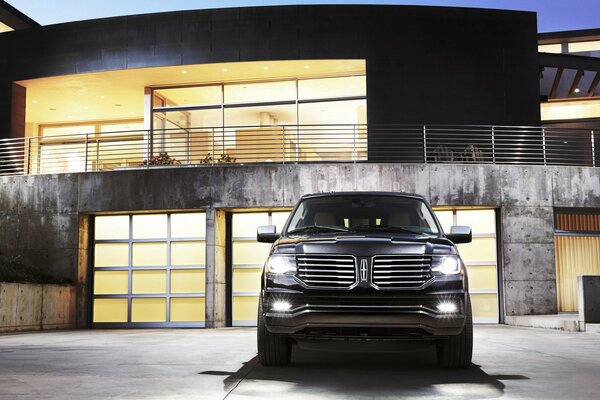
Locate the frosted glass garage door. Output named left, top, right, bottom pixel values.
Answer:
left=92, top=213, right=206, bottom=327
left=434, top=208, right=499, bottom=324
left=232, top=211, right=291, bottom=326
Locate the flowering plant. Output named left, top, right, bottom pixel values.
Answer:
left=200, top=153, right=236, bottom=164
left=142, top=152, right=181, bottom=166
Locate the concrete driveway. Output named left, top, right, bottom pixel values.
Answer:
left=1, top=326, right=599, bottom=399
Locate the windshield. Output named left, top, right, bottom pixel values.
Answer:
left=285, top=195, right=440, bottom=235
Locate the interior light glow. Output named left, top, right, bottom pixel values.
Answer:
left=100, top=96, right=105, bottom=99
left=574, top=88, right=580, bottom=93
left=304, top=65, right=310, bottom=69
left=32, top=100, right=38, bottom=103
left=263, top=66, right=269, bottom=70
left=222, top=68, right=228, bottom=72
left=272, top=301, right=292, bottom=312
left=437, top=302, right=457, bottom=313
left=181, top=70, right=188, bottom=74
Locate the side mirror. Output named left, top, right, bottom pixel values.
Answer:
left=257, top=225, right=280, bottom=243
left=446, top=225, right=472, bottom=244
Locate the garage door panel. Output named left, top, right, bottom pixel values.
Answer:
left=233, top=296, right=259, bottom=325
left=465, top=265, right=497, bottom=291
left=471, top=293, right=498, bottom=321
left=92, top=213, right=206, bottom=327
left=93, top=299, right=128, bottom=323
left=457, top=238, right=497, bottom=263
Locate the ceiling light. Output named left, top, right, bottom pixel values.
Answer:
left=574, top=88, right=580, bottom=93
left=181, top=70, right=188, bottom=74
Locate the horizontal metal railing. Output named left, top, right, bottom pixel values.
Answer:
left=0, top=124, right=597, bottom=176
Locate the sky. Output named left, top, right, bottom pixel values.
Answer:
left=5, top=0, right=600, bottom=33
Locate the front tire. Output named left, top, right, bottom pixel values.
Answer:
left=257, top=298, right=292, bottom=366
left=437, top=298, right=473, bottom=369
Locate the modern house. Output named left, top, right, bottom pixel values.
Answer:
left=0, top=2, right=599, bottom=329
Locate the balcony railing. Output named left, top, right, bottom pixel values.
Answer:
left=0, top=124, right=597, bottom=176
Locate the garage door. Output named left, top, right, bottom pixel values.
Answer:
left=231, top=211, right=290, bottom=326
left=92, top=213, right=206, bottom=327
left=555, top=210, right=600, bottom=312
left=434, top=208, right=500, bottom=323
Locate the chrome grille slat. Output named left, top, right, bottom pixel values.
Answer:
left=372, top=255, right=433, bottom=289
left=296, top=254, right=356, bottom=288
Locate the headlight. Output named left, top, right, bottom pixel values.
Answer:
left=431, top=255, right=462, bottom=274
left=266, top=254, right=297, bottom=274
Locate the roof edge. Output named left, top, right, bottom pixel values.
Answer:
left=0, top=0, right=40, bottom=29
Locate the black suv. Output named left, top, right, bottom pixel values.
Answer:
left=256, top=192, right=473, bottom=368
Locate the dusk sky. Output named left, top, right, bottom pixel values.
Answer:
left=5, top=0, right=600, bottom=33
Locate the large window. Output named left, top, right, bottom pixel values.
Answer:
left=152, top=74, right=367, bottom=163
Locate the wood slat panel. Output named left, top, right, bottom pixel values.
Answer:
left=556, top=212, right=600, bottom=232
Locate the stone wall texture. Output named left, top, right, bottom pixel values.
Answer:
left=1, top=163, right=600, bottom=321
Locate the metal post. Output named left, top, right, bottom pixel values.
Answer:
left=296, top=125, right=300, bottom=162
left=491, top=126, right=496, bottom=164
left=423, top=125, right=427, bottom=163
left=542, top=127, right=547, bottom=166
left=211, top=127, right=215, bottom=165
left=84, top=134, right=89, bottom=172
left=146, top=129, right=151, bottom=168
left=592, top=130, right=596, bottom=167
left=26, top=137, right=31, bottom=175
left=281, top=126, right=285, bottom=164
left=353, top=124, right=357, bottom=163
left=186, top=129, right=191, bottom=164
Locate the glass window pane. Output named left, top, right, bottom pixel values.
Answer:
left=132, top=270, right=167, bottom=294
left=131, top=298, right=167, bottom=322
left=298, top=75, right=366, bottom=100
left=171, top=241, right=205, bottom=266
left=132, top=243, right=167, bottom=266
left=170, top=298, right=205, bottom=322
left=233, top=268, right=262, bottom=293
left=299, top=99, right=366, bottom=125
left=154, top=86, right=222, bottom=108
left=93, top=299, right=128, bottom=323
left=233, top=213, right=269, bottom=238
left=41, top=125, right=95, bottom=137
left=458, top=238, right=497, bottom=263
left=271, top=211, right=291, bottom=233
left=456, top=210, right=496, bottom=235
left=100, top=121, right=145, bottom=133
left=224, top=81, right=295, bottom=104
left=94, top=243, right=129, bottom=267
left=233, top=242, right=271, bottom=265
left=434, top=210, right=454, bottom=233
left=171, top=269, right=205, bottom=294
left=171, top=213, right=206, bottom=238
left=471, top=293, right=498, bottom=319
left=40, top=143, right=87, bottom=174
left=465, top=265, right=497, bottom=291
left=232, top=296, right=259, bottom=323
left=132, top=214, right=167, bottom=239
left=95, top=215, right=129, bottom=240
left=94, top=271, right=129, bottom=295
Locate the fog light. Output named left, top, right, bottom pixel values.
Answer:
left=437, top=302, right=457, bottom=313
left=272, top=301, right=292, bottom=312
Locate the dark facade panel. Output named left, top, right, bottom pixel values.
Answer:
left=0, top=5, right=540, bottom=156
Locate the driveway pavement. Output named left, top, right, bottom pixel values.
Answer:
left=1, top=325, right=599, bottom=399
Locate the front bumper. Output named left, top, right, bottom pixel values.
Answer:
left=263, top=292, right=467, bottom=336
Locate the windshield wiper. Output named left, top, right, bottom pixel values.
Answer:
left=350, top=225, right=429, bottom=235
left=287, top=225, right=350, bottom=234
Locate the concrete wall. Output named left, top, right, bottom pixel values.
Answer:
left=0, top=282, right=76, bottom=332
left=1, top=163, right=600, bottom=323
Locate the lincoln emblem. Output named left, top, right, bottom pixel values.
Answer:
left=360, top=259, right=368, bottom=282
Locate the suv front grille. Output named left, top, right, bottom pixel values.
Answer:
left=371, top=255, right=432, bottom=289
left=296, top=254, right=356, bottom=288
